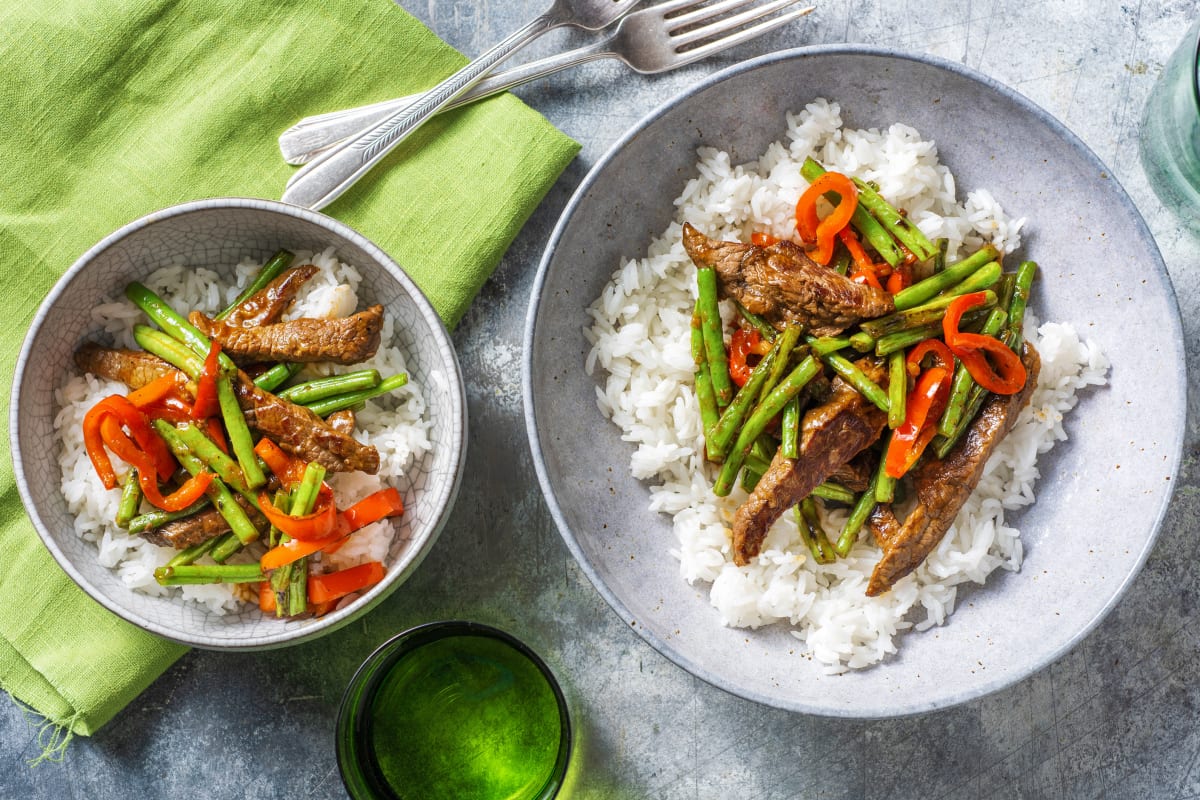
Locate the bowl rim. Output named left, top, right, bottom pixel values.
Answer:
left=10, top=196, right=468, bottom=650
left=522, top=44, right=1185, bottom=716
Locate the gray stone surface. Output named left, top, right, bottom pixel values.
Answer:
left=3, top=0, right=1198, bottom=797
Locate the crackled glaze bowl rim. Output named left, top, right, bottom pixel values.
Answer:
left=11, top=197, right=467, bottom=650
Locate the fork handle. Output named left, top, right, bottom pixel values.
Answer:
left=279, top=38, right=614, bottom=165
left=282, top=12, right=563, bottom=210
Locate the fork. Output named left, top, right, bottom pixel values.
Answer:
left=281, top=0, right=642, bottom=211
left=280, top=0, right=816, bottom=166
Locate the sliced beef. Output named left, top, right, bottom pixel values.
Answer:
left=74, top=343, right=180, bottom=389
left=222, top=265, right=319, bottom=327
left=235, top=376, right=379, bottom=474
left=866, top=344, right=1041, bottom=596
left=731, top=357, right=888, bottom=565
left=681, top=223, right=894, bottom=337
left=326, top=409, right=357, bottom=435
left=189, top=305, right=384, bottom=365
left=141, top=496, right=266, bottom=550
left=867, top=504, right=902, bottom=549
left=828, top=450, right=874, bottom=493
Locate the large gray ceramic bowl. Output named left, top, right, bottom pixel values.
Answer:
left=524, top=47, right=1185, bottom=716
left=11, top=198, right=466, bottom=649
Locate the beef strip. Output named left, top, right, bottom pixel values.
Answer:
left=189, top=304, right=384, bottom=365
left=827, top=451, right=874, bottom=493
left=681, top=223, right=894, bottom=337
left=141, top=495, right=266, bottom=550
left=326, top=409, right=356, bottom=435
left=731, top=357, right=888, bottom=565
left=235, top=376, right=379, bottom=474
left=866, top=344, right=1041, bottom=596
left=867, top=504, right=903, bottom=549
left=74, top=343, right=179, bottom=389
left=222, top=265, right=319, bottom=327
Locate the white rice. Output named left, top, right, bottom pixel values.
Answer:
left=54, top=248, right=432, bottom=614
left=584, top=99, right=1109, bottom=671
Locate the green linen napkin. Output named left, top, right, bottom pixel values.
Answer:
left=0, top=0, right=578, bottom=752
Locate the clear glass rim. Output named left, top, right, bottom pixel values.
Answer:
left=335, top=620, right=573, bottom=800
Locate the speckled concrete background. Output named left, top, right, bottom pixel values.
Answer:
left=4, top=1, right=1198, bottom=797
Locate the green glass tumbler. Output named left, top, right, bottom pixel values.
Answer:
left=1140, top=19, right=1200, bottom=233
left=337, top=621, right=572, bottom=800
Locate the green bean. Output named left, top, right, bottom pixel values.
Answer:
left=303, top=373, right=409, bottom=417
left=125, top=282, right=236, bottom=372
left=800, top=158, right=905, bottom=267
left=166, top=536, right=222, bottom=568
left=781, top=397, right=801, bottom=459
left=152, top=420, right=260, bottom=546
left=132, top=325, right=203, bottom=379
left=811, top=481, right=856, bottom=505
left=274, top=464, right=324, bottom=616
left=713, top=357, right=820, bottom=496
left=209, top=532, right=243, bottom=563
left=830, top=245, right=852, bottom=276
left=995, top=273, right=1017, bottom=315
left=706, top=341, right=782, bottom=461
left=947, top=260, right=1001, bottom=297
left=696, top=268, right=733, bottom=406
left=851, top=178, right=938, bottom=261
left=154, top=563, right=266, bottom=586
left=933, top=383, right=989, bottom=459
left=797, top=499, right=837, bottom=563
left=861, top=290, right=998, bottom=340
left=267, top=489, right=290, bottom=548
left=1009, top=261, right=1037, bottom=349
left=807, top=336, right=853, bottom=357
left=127, top=498, right=212, bottom=535
left=760, top=325, right=803, bottom=399
left=932, top=238, right=949, bottom=274
left=214, top=250, right=294, bottom=320
left=873, top=309, right=990, bottom=356
left=216, top=373, right=266, bottom=490
left=835, top=470, right=879, bottom=556
left=691, top=319, right=720, bottom=440
left=874, top=437, right=896, bottom=503
left=254, top=362, right=304, bottom=392
left=171, top=422, right=253, bottom=499
left=850, top=332, right=875, bottom=353
left=734, top=301, right=777, bottom=342
left=815, top=347, right=890, bottom=414
left=293, top=462, right=327, bottom=513
left=115, top=470, right=142, bottom=529
left=278, top=370, right=381, bottom=404
left=937, top=308, right=1008, bottom=437
left=891, top=244, right=1000, bottom=311
left=887, top=351, right=907, bottom=430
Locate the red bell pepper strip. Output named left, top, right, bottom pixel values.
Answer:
left=258, top=581, right=276, bottom=613
left=837, top=227, right=875, bottom=273
left=260, top=519, right=351, bottom=570
left=885, top=262, right=913, bottom=294
left=256, top=483, right=338, bottom=541
left=850, top=266, right=884, bottom=291
left=943, top=293, right=1027, bottom=395
left=307, top=562, right=385, bottom=606
left=906, top=338, right=955, bottom=376
left=127, top=374, right=183, bottom=409
left=99, top=414, right=212, bottom=510
left=206, top=418, right=229, bottom=455
left=82, top=403, right=119, bottom=489
left=341, top=488, right=404, bottom=531
left=728, top=328, right=770, bottom=388
left=750, top=231, right=779, bottom=247
left=795, top=172, right=858, bottom=265
left=253, top=437, right=306, bottom=487
left=884, top=366, right=952, bottom=478
left=139, top=395, right=195, bottom=424
left=95, top=395, right=176, bottom=481
left=190, top=340, right=222, bottom=420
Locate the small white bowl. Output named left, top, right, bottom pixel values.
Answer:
left=11, top=198, right=467, bottom=649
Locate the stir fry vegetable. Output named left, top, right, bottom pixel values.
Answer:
left=687, top=161, right=1038, bottom=571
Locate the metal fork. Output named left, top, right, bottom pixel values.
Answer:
left=281, top=0, right=642, bottom=210
left=280, top=0, right=816, bottom=166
